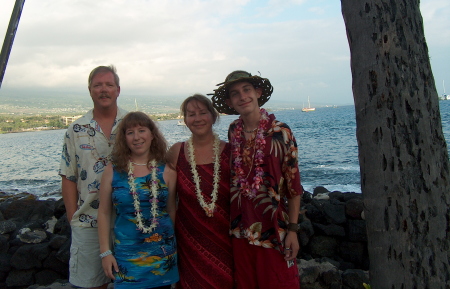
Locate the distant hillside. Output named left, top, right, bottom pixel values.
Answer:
left=0, top=93, right=184, bottom=115
left=0, top=91, right=305, bottom=115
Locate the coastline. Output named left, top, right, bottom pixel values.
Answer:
left=0, top=112, right=182, bottom=134
left=0, top=109, right=269, bottom=134
left=0, top=126, right=62, bottom=134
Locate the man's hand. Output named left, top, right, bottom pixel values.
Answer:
left=284, top=231, right=300, bottom=261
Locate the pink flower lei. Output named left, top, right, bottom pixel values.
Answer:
left=231, top=108, right=269, bottom=199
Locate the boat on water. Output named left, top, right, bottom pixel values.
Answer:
left=441, top=80, right=450, bottom=100
left=302, top=96, right=316, bottom=112
left=177, top=120, right=186, bottom=126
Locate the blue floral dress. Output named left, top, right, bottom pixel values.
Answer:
left=111, top=164, right=179, bottom=288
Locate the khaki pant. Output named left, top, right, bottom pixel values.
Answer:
left=69, top=226, right=111, bottom=288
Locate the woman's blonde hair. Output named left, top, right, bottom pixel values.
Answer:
left=112, top=111, right=167, bottom=172
left=180, top=93, right=219, bottom=124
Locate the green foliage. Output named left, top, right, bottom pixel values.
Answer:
left=363, top=283, right=372, bottom=289
left=151, top=113, right=180, bottom=121
left=0, top=113, right=180, bottom=133
left=0, top=115, right=68, bottom=133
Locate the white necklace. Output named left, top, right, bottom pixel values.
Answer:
left=128, top=160, right=159, bottom=233
left=186, top=133, right=221, bottom=217
left=131, top=161, right=148, bottom=166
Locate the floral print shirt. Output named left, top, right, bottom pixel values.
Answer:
left=228, top=112, right=303, bottom=253
left=59, top=108, right=127, bottom=228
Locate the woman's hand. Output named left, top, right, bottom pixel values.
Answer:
left=102, top=254, right=119, bottom=280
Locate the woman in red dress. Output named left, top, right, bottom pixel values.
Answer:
left=165, top=94, right=234, bottom=289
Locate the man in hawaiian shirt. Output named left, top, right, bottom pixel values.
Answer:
left=59, top=65, right=127, bottom=289
left=211, top=70, right=303, bottom=289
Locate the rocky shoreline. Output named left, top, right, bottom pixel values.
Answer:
left=0, top=187, right=369, bottom=289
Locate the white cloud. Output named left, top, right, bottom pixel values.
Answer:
left=421, top=0, right=450, bottom=47
left=0, top=0, right=449, bottom=105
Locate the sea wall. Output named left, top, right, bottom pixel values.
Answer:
left=0, top=188, right=369, bottom=289
left=0, top=192, right=71, bottom=289
left=298, top=187, right=369, bottom=289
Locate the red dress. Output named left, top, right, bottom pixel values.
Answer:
left=175, top=142, right=234, bottom=289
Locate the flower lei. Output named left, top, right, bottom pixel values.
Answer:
left=186, top=133, right=221, bottom=217
left=128, top=160, right=159, bottom=233
left=231, top=108, right=269, bottom=199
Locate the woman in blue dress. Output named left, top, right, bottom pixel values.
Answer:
left=98, top=111, right=179, bottom=289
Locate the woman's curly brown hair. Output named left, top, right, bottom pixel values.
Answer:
left=112, top=111, right=168, bottom=172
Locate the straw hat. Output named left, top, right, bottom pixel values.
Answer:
left=211, top=70, right=273, bottom=115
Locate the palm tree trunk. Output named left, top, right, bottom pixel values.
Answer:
left=341, top=0, right=450, bottom=287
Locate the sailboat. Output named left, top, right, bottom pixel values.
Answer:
left=302, top=96, right=316, bottom=112
left=442, top=80, right=449, bottom=100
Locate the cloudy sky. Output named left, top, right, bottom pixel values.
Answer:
left=0, top=0, right=449, bottom=107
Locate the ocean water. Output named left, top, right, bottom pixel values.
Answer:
left=1, top=102, right=449, bottom=198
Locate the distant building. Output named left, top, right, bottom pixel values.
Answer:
left=61, top=115, right=83, bottom=126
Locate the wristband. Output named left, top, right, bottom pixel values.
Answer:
left=99, top=250, right=112, bottom=258
left=287, top=223, right=299, bottom=233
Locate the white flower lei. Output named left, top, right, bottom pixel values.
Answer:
left=127, top=159, right=159, bottom=233
left=186, top=133, right=221, bottom=217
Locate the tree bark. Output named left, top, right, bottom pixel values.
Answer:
left=341, top=0, right=450, bottom=288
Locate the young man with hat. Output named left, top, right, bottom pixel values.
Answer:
left=211, top=70, right=303, bottom=289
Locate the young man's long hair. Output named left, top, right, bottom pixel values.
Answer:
left=112, top=111, right=167, bottom=172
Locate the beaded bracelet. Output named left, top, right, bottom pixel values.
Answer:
left=99, top=250, right=112, bottom=258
